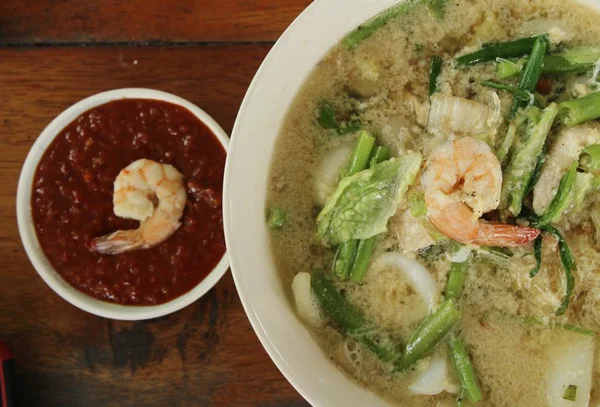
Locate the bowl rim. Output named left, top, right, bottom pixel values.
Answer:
left=16, top=88, right=230, bottom=321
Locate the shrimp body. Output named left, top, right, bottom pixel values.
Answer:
left=421, top=137, right=539, bottom=246
left=90, top=159, right=187, bottom=254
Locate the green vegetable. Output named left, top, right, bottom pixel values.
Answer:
left=318, top=100, right=338, bottom=129
left=334, top=132, right=376, bottom=278
left=448, top=335, right=483, bottom=403
left=429, top=56, right=443, bottom=96
left=496, top=111, right=527, bottom=165
left=571, top=172, right=594, bottom=212
left=540, top=224, right=576, bottom=316
left=563, top=384, right=578, bottom=402
left=544, top=46, right=600, bottom=76
left=427, top=0, right=447, bottom=19
left=317, top=100, right=362, bottom=134
left=334, top=240, right=360, bottom=279
left=525, top=142, right=547, bottom=195
left=581, top=145, right=600, bottom=173
left=396, top=299, right=463, bottom=370
left=500, top=103, right=559, bottom=216
left=529, top=235, right=543, bottom=278
left=481, top=80, right=542, bottom=108
left=349, top=146, right=390, bottom=283
left=266, top=207, right=286, bottom=229
left=410, top=191, right=427, bottom=218
left=316, top=153, right=422, bottom=246
left=445, top=262, right=469, bottom=300
left=487, top=310, right=595, bottom=337
left=536, top=161, right=578, bottom=227
left=559, top=92, right=600, bottom=127
left=511, top=36, right=547, bottom=116
left=455, top=36, right=543, bottom=67
left=311, top=269, right=401, bottom=361
left=343, top=0, right=421, bottom=49
left=346, top=131, right=376, bottom=176
left=496, top=58, right=524, bottom=78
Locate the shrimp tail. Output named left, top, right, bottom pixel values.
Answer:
left=89, top=230, right=144, bottom=254
left=474, top=223, right=541, bottom=247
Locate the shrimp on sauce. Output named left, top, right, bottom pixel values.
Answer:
left=421, top=137, right=539, bottom=246
left=90, top=159, right=187, bottom=254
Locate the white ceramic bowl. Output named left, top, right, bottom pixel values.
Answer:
left=223, top=0, right=600, bottom=406
left=17, top=88, right=230, bottom=321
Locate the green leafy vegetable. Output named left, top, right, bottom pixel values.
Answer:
left=563, top=384, right=578, bottom=402
left=429, top=55, right=443, bottom=96
left=545, top=46, right=600, bottom=76
left=316, top=153, right=422, bottom=246
left=410, top=191, right=427, bottom=218
left=266, top=207, right=286, bottom=229
left=536, top=161, right=578, bottom=227
left=448, top=334, right=483, bottom=403
left=500, top=103, right=559, bottom=216
left=318, top=100, right=338, bottom=129
left=496, top=110, right=527, bottom=165
left=455, top=36, right=543, bottom=66
left=481, top=80, right=542, bottom=108
left=311, top=269, right=401, bottom=361
left=427, top=0, right=447, bottom=19
left=559, top=92, right=600, bottom=127
left=334, top=240, right=360, bottom=279
left=580, top=145, right=600, bottom=173
left=396, top=299, right=463, bottom=370
left=529, top=235, right=543, bottom=278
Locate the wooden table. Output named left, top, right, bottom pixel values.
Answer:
left=0, top=1, right=312, bottom=405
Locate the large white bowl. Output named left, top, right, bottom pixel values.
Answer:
left=17, top=88, right=230, bottom=321
left=223, top=0, right=600, bottom=406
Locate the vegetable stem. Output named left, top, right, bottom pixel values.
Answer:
left=448, top=335, right=483, bottom=403
left=511, top=36, right=547, bottom=116
left=311, top=270, right=401, bottom=361
left=429, top=55, right=443, bottom=96
left=455, top=36, right=543, bottom=66
left=536, top=161, right=578, bottom=227
left=396, top=299, right=462, bottom=370
left=266, top=207, right=286, bottom=229
left=445, top=262, right=469, bottom=300
left=334, top=131, right=376, bottom=279
left=481, top=80, right=542, bottom=108
left=559, top=92, right=600, bottom=127
left=349, top=146, right=390, bottom=283
left=529, top=235, right=543, bottom=278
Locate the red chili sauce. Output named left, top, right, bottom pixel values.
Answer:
left=31, top=99, right=226, bottom=305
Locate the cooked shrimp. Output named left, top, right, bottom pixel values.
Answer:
left=90, top=159, right=187, bottom=254
left=421, top=137, right=540, bottom=246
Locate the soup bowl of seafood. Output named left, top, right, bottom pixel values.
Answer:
left=17, top=88, right=230, bottom=321
left=225, top=0, right=600, bottom=405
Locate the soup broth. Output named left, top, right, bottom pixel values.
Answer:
left=268, top=0, right=600, bottom=405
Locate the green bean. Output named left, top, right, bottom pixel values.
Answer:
left=350, top=146, right=390, bottom=283
left=559, top=92, right=600, bottom=127
left=311, top=269, right=401, bottom=361
left=511, top=36, right=547, bottom=116
left=455, top=36, right=542, bottom=66
left=429, top=56, right=443, bottom=96
left=396, top=299, right=462, bottom=370
left=445, top=262, right=469, bottom=300
left=536, top=161, right=578, bottom=227
left=529, top=235, right=543, bottom=278
left=266, top=207, right=286, bottom=229
left=448, top=335, right=482, bottom=403
left=335, top=132, right=376, bottom=278
left=346, top=131, right=376, bottom=176
left=334, top=240, right=360, bottom=279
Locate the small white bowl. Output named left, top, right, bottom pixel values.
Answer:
left=17, top=88, right=230, bottom=321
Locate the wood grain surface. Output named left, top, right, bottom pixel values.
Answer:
left=0, top=45, right=309, bottom=406
left=0, top=0, right=312, bottom=45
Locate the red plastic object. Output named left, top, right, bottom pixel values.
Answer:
left=0, top=341, right=15, bottom=407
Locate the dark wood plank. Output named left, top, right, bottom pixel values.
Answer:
left=0, top=46, right=308, bottom=407
left=0, top=0, right=312, bottom=45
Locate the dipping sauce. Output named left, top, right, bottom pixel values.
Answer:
left=31, top=99, right=226, bottom=305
